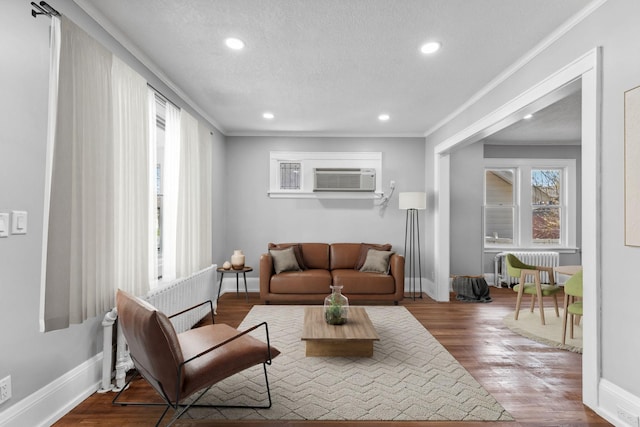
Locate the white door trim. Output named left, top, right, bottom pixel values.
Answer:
left=433, top=47, right=601, bottom=409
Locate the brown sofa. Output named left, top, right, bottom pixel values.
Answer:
left=260, top=243, right=404, bottom=304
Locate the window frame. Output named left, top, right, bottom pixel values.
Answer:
left=483, top=158, right=577, bottom=250
left=154, top=95, right=166, bottom=279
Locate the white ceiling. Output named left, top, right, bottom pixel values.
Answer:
left=78, top=0, right=592, bottom=137
left=487, top=90, right=582, bottom=144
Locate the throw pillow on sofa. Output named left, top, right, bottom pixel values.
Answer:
left=269, top=246, right=302, bottom=274
left=354, top=243, right=392, bottom=269
left=359, top=249, right=394, bottom=274
left=268, top=243, right=307, bottom=270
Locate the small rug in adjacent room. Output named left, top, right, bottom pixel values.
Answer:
left=503, top=308, right=582, bottom=353
left=185, top=305, right=513, bottom=422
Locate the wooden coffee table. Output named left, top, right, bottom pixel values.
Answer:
left=301, top=307, right=380, bottom=357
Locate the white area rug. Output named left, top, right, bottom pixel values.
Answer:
left=503, top=308, right=582, bottom=353
left=186, top=305, right=513, bottom=421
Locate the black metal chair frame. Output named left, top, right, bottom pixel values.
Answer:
left=112, top=299, right=276, bottom=427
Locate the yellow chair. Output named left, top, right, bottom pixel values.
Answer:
left=506, top=253, right=561, bottom=325
left=562, top=269, right=583, bottom=344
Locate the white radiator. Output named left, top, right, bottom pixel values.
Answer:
left=99, top=264, right=217, bottom=392
left=145, top=265, right=216, bottom=334
left=494, top=252, right=559, bottom=286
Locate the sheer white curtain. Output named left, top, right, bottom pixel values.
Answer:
left=40, top=15, right=213, bottom=331
left=147, top=91, right=158, bottom=289
left=176, top=111, right=213, bottom=277
left=112, top=56, right=151, bottom=297
left=40, top=17, right=150, bottom=331
left=39, top=15, right=61, bottom=332
left=177, top=111, right=201, bottom=277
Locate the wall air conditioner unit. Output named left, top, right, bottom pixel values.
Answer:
left=313, top=168, right=376, bottom=192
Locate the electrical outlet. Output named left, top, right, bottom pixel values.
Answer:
left=0, top=375, right=11, bottom=405
left=618, top=406, right=640, bottom=427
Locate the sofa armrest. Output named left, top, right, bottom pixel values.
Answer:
left=260, top=253, right=274, bottom=301
left=389, top=253, right=405, bottom=301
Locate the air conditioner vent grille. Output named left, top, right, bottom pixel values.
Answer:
left=313, top=168, right=376, bottom=192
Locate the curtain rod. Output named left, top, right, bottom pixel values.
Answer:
left=147, top=83, right=181, bottom=110
left=31, top=1, right=60, bottom=18
left=148, top=84, right=216, bottom=135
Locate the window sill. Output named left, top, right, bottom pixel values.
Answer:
left=483, top=247, right=580, bottom=254
left=268, top=191, right=383, bottom=199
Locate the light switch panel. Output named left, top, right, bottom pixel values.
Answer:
left=0, top=213, right=8, bottom=238
left=11, top=211, right=27, bottom=235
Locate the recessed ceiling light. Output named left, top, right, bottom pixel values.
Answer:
left=225, top=37, right=245, bottom=50
left=524, top=113, right=534, bottom=119
left=420, top=41, right=441, bottom=54
left=378, top=114, right=390, bottom=122
left=263, top=112, right=275, bottom=119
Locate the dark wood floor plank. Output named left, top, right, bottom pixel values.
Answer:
left=53, top=288, right=611, bottom=426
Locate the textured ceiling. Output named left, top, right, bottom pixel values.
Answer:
left=78, top=0, right=591, bottom=137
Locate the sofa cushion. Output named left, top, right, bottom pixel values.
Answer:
left=269, top=246, right=302, bottom=274
left=329, top=243, right=362, bottom=270
left=359, top=249, right=394, bottom=274
left=270, top=270, right=332, bottom=294
left=268, top=243, right=307, bottom=270
left=355, top=243, right=392, bottom=270
left=299, top=243, right=330, bottom=270
left=332, top=269, right=396, bottom=294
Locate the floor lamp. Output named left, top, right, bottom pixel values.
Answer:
left=399, top=192, right=426, bottom=300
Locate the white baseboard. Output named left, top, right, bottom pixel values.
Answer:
left=598, top=379, right=640, bottom=427
left=0, top=353, right=102, bottom=427
left=403, top=277, right=429, bottom=295
left=422, top=277, right=438, bottom=300
left=219, top=276, right=259, bottom=295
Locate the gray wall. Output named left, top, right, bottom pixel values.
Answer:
left=210, top=131, right=227, bottom=265
left=450, top=143, right=484, bottom=275
left=223, top=136, right=426, bottom=276
left=0, top=1, right=103, bottom=408
left=0, top=0, right=226, bottom=411
left=427, top=0, right=640, bottom=401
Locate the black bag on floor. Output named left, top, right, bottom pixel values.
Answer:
left=452, top=275, right=492, bottom=303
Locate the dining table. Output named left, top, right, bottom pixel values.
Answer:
left=554, top=265, right=582, bottom=276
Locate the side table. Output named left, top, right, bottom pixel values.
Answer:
left=216, top=266, right=252, bottom=302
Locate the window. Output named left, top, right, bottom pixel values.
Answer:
left=484, top=159, right=576, bottom=249
left=279, top=162, right=301, bottom=190
left=531, top=168, right=561, bottom=244
left=484, top=169, right=515, bottom=245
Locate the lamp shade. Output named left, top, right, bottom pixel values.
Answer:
left=399, top=192, right=426, bottom=210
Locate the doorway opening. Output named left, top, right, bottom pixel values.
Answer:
left=433, top=48, right=601, bottom=408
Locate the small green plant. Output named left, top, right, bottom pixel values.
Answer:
left=324, top=294, right=347, bottom=325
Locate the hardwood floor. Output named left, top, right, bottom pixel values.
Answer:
left=54, top=288, right=611, bottom=427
